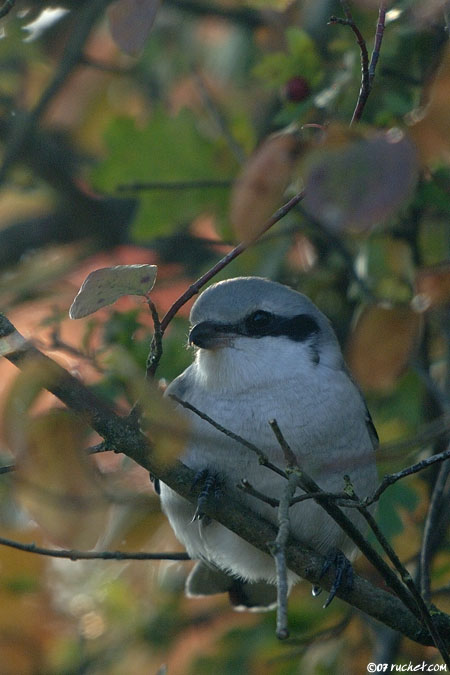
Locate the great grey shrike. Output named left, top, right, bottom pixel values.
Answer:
left=159, top=277, right=378, bottom=609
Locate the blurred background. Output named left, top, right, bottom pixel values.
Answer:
left=0, top=0, right=449, bottom=673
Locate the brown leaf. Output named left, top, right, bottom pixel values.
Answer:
left=230, top=129, right=305, bottom=241
left=108, top=0, right=161, bottom=56
left=346, top=305, right=422, bottom=392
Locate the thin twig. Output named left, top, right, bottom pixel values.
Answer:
left=0, top=536, right=189, bottom=561
left=271, top=471, right=299, bottom=640
left=158, top=191, right=305, bottom=335
left=329, top=1, right=387, bottom=125
left=420, top=459, right=450, bottom=605
left=116, top=179, right=233, bottom=192
left=170, top=395, right=287, bottom=478
left=346, top=480, right=450, bottom=667
left=238, top=479, right=279, bottom=507
left=0, top=0, right=14, bottom=20
left=146, top=296, right=163, bottom=378
left=369, top=1, right=388, bottom=83
left=267, top=420, right=422, bottom=621
left=0, top=464, right=14, bottom=474
left=367, top=446, right=450, bottom=506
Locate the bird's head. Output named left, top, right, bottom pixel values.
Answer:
left=188, top=277, right=343, bottom=387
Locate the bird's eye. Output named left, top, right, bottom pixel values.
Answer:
left=245, top=310, right=272, bottom=334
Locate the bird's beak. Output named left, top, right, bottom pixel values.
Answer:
left=189, top=321, right=234, bottom=350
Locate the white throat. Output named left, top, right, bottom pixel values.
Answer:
left=193, top=336, right=316, bottom=394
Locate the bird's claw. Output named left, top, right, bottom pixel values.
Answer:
left=191, top=469, right=222, bottom=523
left=315, top=549, right=353, bottom=609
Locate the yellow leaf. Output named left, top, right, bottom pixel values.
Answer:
left=13, top=409, right=109, bottom=549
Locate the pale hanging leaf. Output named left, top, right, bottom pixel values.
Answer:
left=230, top=129, right=305, bottom=241
left=302, top=129, right=418, bottom=233
left=108, top=0, right=161, bottom=55
left=69, top=264, right=157, bottom=319
left=346, top=305, right=422, bottom=392
left=107, top=348, right=189, bottom=464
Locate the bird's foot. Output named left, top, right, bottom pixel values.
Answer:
left=191, top=469, right=223, bottom=523
left=314, top=549, right=353, bottom=609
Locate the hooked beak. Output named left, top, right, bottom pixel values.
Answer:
left=189, top=321, right=235, bottom=350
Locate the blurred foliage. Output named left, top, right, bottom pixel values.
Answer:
left=0, top=0, right=448, bottom=673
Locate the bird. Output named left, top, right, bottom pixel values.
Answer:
left=159, top=276, right=378, bottom=610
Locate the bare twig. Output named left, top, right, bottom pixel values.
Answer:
left=267, top=420, right=422, bottom=621
left=238, top=479, right=279, bottom=508
left=116, top=179, right=233, bottom=192
left=367, top=446, right=450, bottom=506
left=0, top=536, right=189, bottom=561
left=0, top=464, right=14, bottom=474
left=170, top=395, right=287, bottom=478
left=146, top=296, right=163, bottom=378
left=420, top=458, right=450, bottom=605
left=369, top=2, right=388, bottom=83
left=329, top=1, right=387, bottom=125
left=271, top=471, right=300, bottom=640
left=158, top=191, right=305, bottom=336
left=345, top=480, right=450, bottom=667
left=0, top=0, right=14, bottom=20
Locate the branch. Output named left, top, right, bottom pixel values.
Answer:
left=329, top=1, right=387, bottom=125
left=267, top=420, right=422, bottom=622
left=0, top=0, right=112, bottom=186
left=170, top=395, right=287, bottom=479
left=116, top=179, right=233, bottom=192
left=0, top=464, right=14, bottom=475
left=0, top=0, right=14, bottom=20
left=146, top=296, right=163, bottom=379
left=369, top=2, right=388, bottom=84
left=0, top=537, right=190, bottom=560
left=367, top=446, right=450, bottom=505
left=420, top=458, right=450, bottom=605
left=158, top=190, right=305, bottom=336
left=0, top=536, right=190, bottom=561
left=345, top=481, right=450, bottom=667
left=271, top=471, right=299, bottom=640
left=1, top=314, right=449, bottom=646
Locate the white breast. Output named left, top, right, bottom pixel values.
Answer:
left=159, top=339, right=378, bottom=584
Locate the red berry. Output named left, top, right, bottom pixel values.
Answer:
left=284, top=76, right=310, bottom=103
